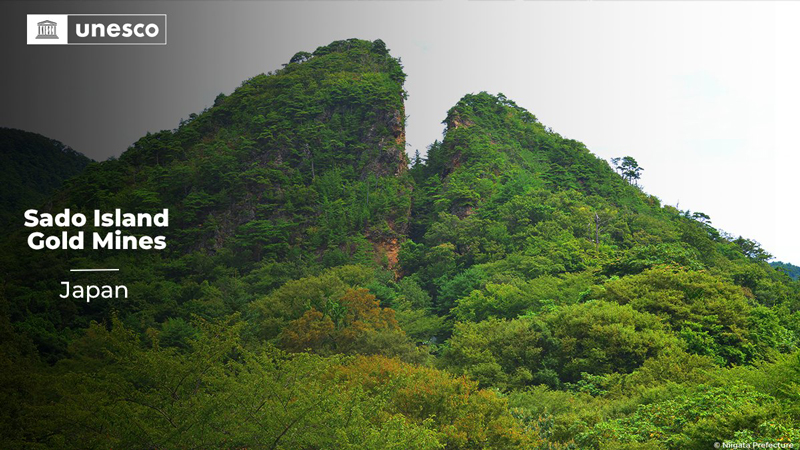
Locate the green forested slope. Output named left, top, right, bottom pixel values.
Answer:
left=406, top=92, right=800, bottom=448
left=0, top=128, right=92, bottom=228
left=1, top=40, right=798, bottom=449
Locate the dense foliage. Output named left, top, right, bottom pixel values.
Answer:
left=1, top=39, right=799, bottom=448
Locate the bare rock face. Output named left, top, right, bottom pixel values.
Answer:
left=363, top=106, right=409, bottom=178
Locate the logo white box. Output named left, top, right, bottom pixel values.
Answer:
left=27, top=15, right=68, bottom=45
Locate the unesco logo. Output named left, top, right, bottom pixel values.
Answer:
left=36, top=20, right=59, bottom=39
left=27, top=14, right=167, bottom=45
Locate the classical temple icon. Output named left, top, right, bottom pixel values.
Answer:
left=36, top=20, right=58, bottom=39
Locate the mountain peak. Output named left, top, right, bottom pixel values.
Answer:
left=444, top=92, right=540, bottom=133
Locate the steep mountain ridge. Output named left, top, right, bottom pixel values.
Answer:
left=417, top=93, right=648, bottom=219
left=1, top=38, right=413, bottom=357
left=71, top=38, right=410, bottom=252
left=409, top=92, right=786, bottom=281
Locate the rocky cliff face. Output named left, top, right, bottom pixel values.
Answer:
left=364, top=106, right=408, bottom=178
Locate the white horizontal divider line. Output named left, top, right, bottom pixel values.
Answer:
left=69, top=269, right=120, bottom=272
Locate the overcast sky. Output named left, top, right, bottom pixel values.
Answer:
left=2, top=0, right=799, bottom=263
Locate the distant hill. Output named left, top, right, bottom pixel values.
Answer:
left=0, top=128, right=92, bottom=228
left=771, top=261, right=800, bottom=280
